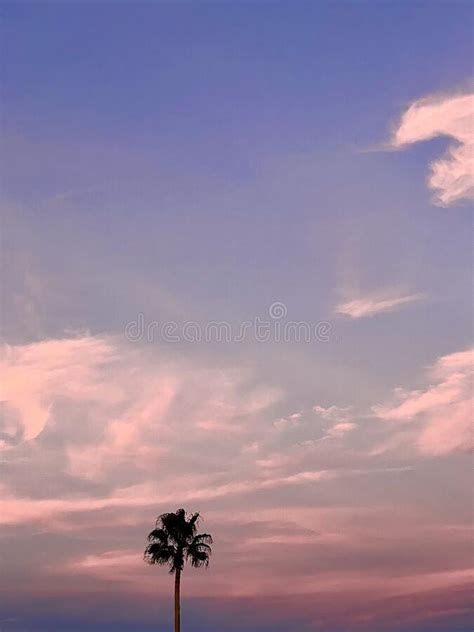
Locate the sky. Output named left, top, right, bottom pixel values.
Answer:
left=0, top=2, right=473, bottom=631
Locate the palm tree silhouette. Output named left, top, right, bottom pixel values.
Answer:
left=144, top=508, right=212, bottom=632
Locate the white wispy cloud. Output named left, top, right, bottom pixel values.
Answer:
left=392, top=90, right=474, bottom=206
left=335, top=289, right=424, bottom=319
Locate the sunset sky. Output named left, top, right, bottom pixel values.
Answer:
left=1, top=2, right=473, bottom=631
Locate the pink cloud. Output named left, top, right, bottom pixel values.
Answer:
left=326, top=422, right=357, bottom=438
left=392, top=91, right=474, bottom=206
left=0, top=336, right=121, bottom=446
left=0, top=334, right=281, bottom=477
left=57, top=503, right=473, bottom=611
left=373, top=347, right=473, bottom=455
left=335, top=288, right=424, bottom=318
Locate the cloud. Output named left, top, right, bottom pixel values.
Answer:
left=312, top=405, right=357, bottom=439
left=392, top=91, right=474, bottom=205
left=0, top=336, right=120, bottom=447
left=335, top=288, right=424, bottom=318
left=373, top=347, right=473, bottom=455
left=255, top=405, right=360, bottom=473
left=312, top=405, right=353, bottom=422
left=2, top=335, right=352, bottom=523
left=0, top=333, right=280, bottom=457
left=326, top=422, right=357, bottom=438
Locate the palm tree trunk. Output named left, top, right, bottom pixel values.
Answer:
left=174, top=568, right=181, bottom=632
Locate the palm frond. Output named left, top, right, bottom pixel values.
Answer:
left=188, top=512, right=200, bottom=534
left=188, top=548, right=211, bottom=568
left=186, top=532, right=212, bottom=568
left=147, top=528, right=169, bottom=543
left=191, top=533, right=213, bottom=546
left=144, top=541, right=176, bottom=567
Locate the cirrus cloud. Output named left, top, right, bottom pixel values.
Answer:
left=373, top=347, right=473, bottom=456
left=335, top=288, right=425, bottom=319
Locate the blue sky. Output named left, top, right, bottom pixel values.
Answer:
left=1, top=2, right=473, bottom=631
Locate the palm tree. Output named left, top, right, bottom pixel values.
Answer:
left=144, top=508, right=212, bottom=632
